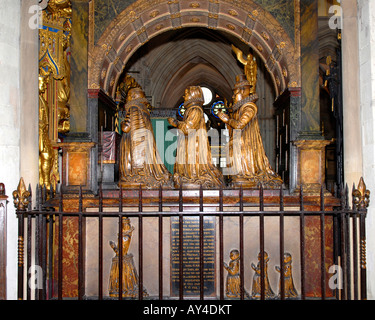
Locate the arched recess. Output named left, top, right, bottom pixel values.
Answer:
left=88, top=0, right=300, bottom=99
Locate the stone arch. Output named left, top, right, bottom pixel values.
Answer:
left=88, top=0, right=300, bottom=99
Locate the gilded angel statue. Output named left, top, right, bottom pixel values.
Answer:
left=232, top=44, right=258, bottom=94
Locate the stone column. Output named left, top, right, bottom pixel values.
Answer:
left=299, top=0, right=321, bottom=139
left=341, top=0, right=363, bottom=187
left=20, top=0, right=39, bottom=196
left=357, top=0, right=375, bottom=300
left=70, top=0, right=89, bottom=133
left=0, top=0, right=22, bottom=300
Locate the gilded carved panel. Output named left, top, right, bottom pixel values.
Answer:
left=39, top=1, right=72, bottom=191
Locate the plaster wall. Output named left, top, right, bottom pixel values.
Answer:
left=357, top=0, right=375, bottom=300
left=0, top=0, right=21, bottom=300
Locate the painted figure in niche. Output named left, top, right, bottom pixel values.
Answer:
left=168, top=86, right=224, bottom=189
left=223, top=249, right=249, bottom=298
left=275, top=252, right=298, bottom=298
left=108, top=217, right=148, bottom=298
left=118, top=87, right=172, bottom=189
left=218, top=74, right=283, bottom=189
left=250, top=251, right=275, bottom=299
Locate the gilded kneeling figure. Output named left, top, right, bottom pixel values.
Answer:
left=218, top=74, right=282, bottom=189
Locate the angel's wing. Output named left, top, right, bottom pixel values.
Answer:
left=231, top=45, right=247, bottom=66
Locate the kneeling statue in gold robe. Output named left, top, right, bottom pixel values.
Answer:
left=168, top=86, right=223, bottom=189
left=118, top=87, right=172, bottom=189
left=218, top=74, right=282, bottom=189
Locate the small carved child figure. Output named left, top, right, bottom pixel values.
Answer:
left=223, top=249, right=242, bottom=298
left=250, top=251, right=275, bottom=299
left=275, top=252, right=298, bottom=299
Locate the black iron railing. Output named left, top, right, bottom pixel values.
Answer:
left=13, top=179, right=369, bottom=300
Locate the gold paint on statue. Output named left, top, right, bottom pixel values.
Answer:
left=38, top=1, right=72, bottom=191
left=223, top=249, right=249, bottom=299
left=218, top=75, right=282, bottom=189
left=108, top=217, right=148, bottom=298
left=118, top=87, right=172, bottom=189
left=275, top=252, right=298, bottom=298
left=232, top=45, right=258, bottom=94
left=250, top=251, right=275, bottom=299
left=168, top=86, right=224, bottom=189
left=39, top=76, right=58, bottom=191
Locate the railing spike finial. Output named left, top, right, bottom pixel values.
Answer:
left=12, top=178, right=30, bottom=211
left=353, top=177, right=370, bottom=210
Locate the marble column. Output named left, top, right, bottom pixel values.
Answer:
left=70, top=0, right=89, bottom=133
left=299, top=0, right=322, bottom=139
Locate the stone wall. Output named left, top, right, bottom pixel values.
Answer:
left=357, top=0, right=375, bottom=300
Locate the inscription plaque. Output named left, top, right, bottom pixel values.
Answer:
left=171, top=216, right=216, bottom=297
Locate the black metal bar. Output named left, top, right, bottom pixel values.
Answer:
left=240, top=212, right=244, bottom=300
left=27, top=213, right=32, bottom=300
left=118, top=215, right=123, bottom=301
left=48, top=213, right=54, bottom=300
left=345, top=211, right=351, bottom=300
left=200, top=213, right=204, bottom=300
left=238, top=185, right=245, bottom=300
left=78, top=186, right=84, bottom=300
left=299, top=185, right=306, bottom=300
left=158, top=185, right=163, bottom=300
left=344, top=185, right=351, bottom=300
left=359, top=210, right=367, bottom=300
left=259, top=185, right=265, bottom=300
left=138, top=185, right=143, bottom=301
left=333, top=202, right=340, bottom=300
left=352, top=211, right=358, bottom=300
left=98, top=184, right=103, bottom=300
left=37, top=187, right=43, bottom=300
left=17, top=210, right=24, bottom=300
left=340, top=211, right=347, bottom=300
left=41, top=213, right=47, bottom=300
left=320, top=185, right=326, bottom=300
left=199, top=185, right=204, bottom=300
left=58, top=188, right=63, bottom=300
left=27, top=185, right=32, bottom=300
left=219, top=185, right=224, bottom=300
left=279, top=185, right=285, bottom=300
left=179, top=213, right=184, bottom=300
left=179, top=184, right=183, bottom=212
left=179, top=184, right=183, bottom=300
left=119, top=186, right=123, bottom=300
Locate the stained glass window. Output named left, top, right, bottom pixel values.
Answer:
left=211, top=101, right=226, bottom=118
